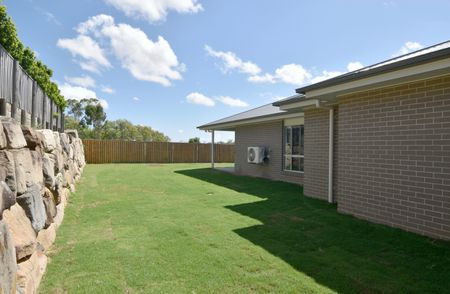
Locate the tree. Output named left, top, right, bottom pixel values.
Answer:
left=188, top=137, right=200, bottom=143
left=64, top=100, right=170, bottom=142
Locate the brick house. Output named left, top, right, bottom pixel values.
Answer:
left=198, top=40, right=450, bottom=241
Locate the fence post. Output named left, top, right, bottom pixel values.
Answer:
left=61, top=112, right=65, bottom=132
left=31, top=81, right=37, bottom=127
left=0, top=98, right=6, bottom=116
left=49, top=101, right=53, bottom=130
left=11, top=60, right=19, bottom=120
left=42, top=95, right=47, bottom=129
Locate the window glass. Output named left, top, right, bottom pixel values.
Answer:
left=285, top=127, right=291, bottom=155
left=284, top=156, right=292, bottom=171
left=292, top=127, right=300, bottom=155
left=283, top=124, right=304, bottom=172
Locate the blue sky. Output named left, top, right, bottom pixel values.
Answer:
left=3, top=0, right=450, bottom=142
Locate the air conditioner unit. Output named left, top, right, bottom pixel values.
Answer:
left=247, top=147, right=265, bottom=164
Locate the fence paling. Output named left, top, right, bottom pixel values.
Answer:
left=82, top=140, right=235, bottom=164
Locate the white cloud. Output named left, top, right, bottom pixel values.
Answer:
left=57, top=35, right=111, bottom=73
left=104, top=0, right=203, bottom=23
left=186, top=92, right=215, bottom=107
left=59, top=82, right=109, bottom=109
left=249, top=64, right=312, bottom=86
left=216, top=96, right=248, bottom=107
left=132, top=96, right=140, bottom=101
left=101, top=86, right=115, bottom=94
left=178, top=129, right=184, bottom=134
left=70, top=14, right=184, bottom=86
left=248, top=73, right=276, bottom=84
left=98, top=99, right=109, bottom=109
left=347, top=61, right=364, bottom=72
left=310, top=70, right=344, bottom=84
left=205, top=45, right=261, bottom=75
left=64, top=75, right=96, bottom=88
left=59, top=83, right=98, bottom=100
left=275, top=64, right=312, bottom=85
left=393, top=41, right=423, bottom=57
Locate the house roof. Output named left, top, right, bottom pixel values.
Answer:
left=198, top=94, right=303, bottom=130
left=274, top=40, right=450, bottom=106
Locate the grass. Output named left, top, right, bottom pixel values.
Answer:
left=40, top=164, right=450, bottom=294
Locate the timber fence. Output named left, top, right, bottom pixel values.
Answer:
left=83, top=140, right=235, bottom=164
left=0, top=44, right=63, bottom=130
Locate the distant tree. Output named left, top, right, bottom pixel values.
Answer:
left=65, top=101, right=169, bottom=142
left=189, top=137, right=200, bottom=143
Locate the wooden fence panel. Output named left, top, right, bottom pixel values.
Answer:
left=82, top=140, right=234, bottom=164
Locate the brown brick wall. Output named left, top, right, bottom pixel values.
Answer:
left=235, top=121, right=304, bottom=185
left=335, top=75, right=450, bottom=240
left=304, top=108, right=330, bottom=200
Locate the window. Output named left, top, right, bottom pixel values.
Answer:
left=284, top=125, right=304, bottom=172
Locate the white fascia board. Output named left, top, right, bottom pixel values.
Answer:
left=199, top=113, right=304, bottom=131
left=279, top=99, right=320, bottom=111
left=305, top=58, right=450, bottom=98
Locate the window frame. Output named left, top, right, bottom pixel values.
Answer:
left=283, top=124, right=304, bottom=173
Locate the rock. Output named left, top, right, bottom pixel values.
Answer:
left=59, top=133, right=71, bottom=156
left=49, top=150, right=64, bottom=174
left=2, top=204, right=37, bottom=260
left=0, top=220, right=17, bottom=294
left=36, top=130, right=56, bottom=153
left=65, top=129, right=79, bottom=141
left=21, top=126, right=42, bottom=151
left=42, top=189, right=56, bottom=228
left=53, top=132, right=62, bottom=151
left=16, top=250, right=47, bottom=294
left=1, top=117, right=27, bottom=149
left=0, top=181, right=16, bottom=214
left=0, top=120, right=7, bottom=149
left=36, top=223, right=56, bottom=252
left=54, top=203, right=65, bottom=228
left=42, top=153, right=55, bottom=189
left=0, top=150, right=17, bottom=196
left=10, top=149, right=43, bottom=194
left=16, top=184, right=46, bottom=233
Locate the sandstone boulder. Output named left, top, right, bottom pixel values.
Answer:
left=53, top=131, right=62, bottom=151
left=16, top=184, right=46, bottom=233
left=42, top=153, right=55, bottom=189
left=42, top=189, right=57, bottom=228
left=0, top=181, right=15, bottom=214
left=2, top=204, right=37, bottom=260
left=36, top=129, right=56, bottom=152
left=54, top=202, right=65, bottom=228
left=0, top=120, right=7, bottom=149
left=16, top=250, right=47, bottom=294
left=59, top=133, right=71, bottom=156
left=36, top=223, right=56, bottom=252
left=21, top=126, right=42, bottom=151
left=0, top=150, right=17, bottom=195
left=0, top=220, right=17, bottom=294
left=1, top=118, right=27, bottom=149
left=10, top=149, right=43, bottom=194
left=49, top=149, right=64, bottom=174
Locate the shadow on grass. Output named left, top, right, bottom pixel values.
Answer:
left=176, top=168, right=450, bottom=294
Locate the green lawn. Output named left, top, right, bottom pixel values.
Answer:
left=40, top=164, right=450, bottom=294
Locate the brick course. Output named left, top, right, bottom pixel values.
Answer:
left=335, top=74, right=450, bottom=240
left=304, top=108, right=330, bottom=200
left=235, top=121, right=303, bottom=185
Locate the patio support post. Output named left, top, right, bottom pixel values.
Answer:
left=328, top=108, right=334, bottom=203
left=211, top=130, right=215, bottom=169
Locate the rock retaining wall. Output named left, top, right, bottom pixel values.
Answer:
left=0, top=117, right=85, bottom=294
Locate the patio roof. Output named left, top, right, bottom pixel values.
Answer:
left=198, top=95, right=304, bottom=131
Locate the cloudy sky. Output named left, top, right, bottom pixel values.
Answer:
left=4, top=0, right=450, bottom=142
